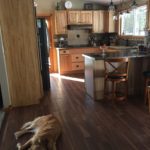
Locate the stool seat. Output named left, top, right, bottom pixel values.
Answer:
left=107, top=75, right=126, bottom=80
left=143, top=71, right=150, bottom=77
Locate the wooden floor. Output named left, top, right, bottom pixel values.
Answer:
left=0, top=74, right=150, bottom=150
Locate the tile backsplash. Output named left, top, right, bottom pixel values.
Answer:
left=54, top=32, right=144, bottom=48
left=54, top=32, right=118, bottom=47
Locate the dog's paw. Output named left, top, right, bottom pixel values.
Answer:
left=17, top=143, right=21, bottom=150
left=14, top=132, right=19, bottom=140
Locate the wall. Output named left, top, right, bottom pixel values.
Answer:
left=0, top=0, right=43, bottom=107
left=0, top=27, right=11, bottom=108
left=117, top=0, right=147, bottom=11
left=36, top=0, right=84, bottom=16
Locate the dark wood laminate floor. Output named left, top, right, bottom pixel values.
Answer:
left=0, top=74, right=150, bottom=150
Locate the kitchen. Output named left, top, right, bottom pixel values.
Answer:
left=51, top=0, right=150, bottom=102
left=0, top=0, right=150, bottom=149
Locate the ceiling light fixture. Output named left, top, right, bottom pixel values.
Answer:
left=108, top=0, right=115, bottom=11
left=119, top=0, right=123, bottom=18
left=34, top=0, right=38, bottom=7
left=131, top=0, right=137, bottom=9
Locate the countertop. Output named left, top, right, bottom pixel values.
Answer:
left=82, top=49, right=150, bottom=60
left=56, top=46, right=99, bottom=50
left=56, top=45, right=137, bottom=50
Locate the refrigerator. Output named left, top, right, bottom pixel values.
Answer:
left=37, top=18, right=50, bottom=91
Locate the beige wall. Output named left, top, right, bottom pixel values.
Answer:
left=117, top=0, right=147, bottom=11
left=36, top=0, right=84, bottom=16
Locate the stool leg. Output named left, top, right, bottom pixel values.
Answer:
left=104, top=79, right=107, bottom=95
left=112, top=81, right=116, bottom=101
left=125, top=80, right=128, bottom=100
left=148, top=87, right=150, bottom=112
left=144, top=79, right=148, bottom=104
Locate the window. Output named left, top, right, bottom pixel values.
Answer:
left=121, top=5, right=147, bottom=36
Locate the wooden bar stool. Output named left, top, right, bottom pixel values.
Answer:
left=104, top=57, right=129, bottom=101
left=143, top=71, right=150, bottom=104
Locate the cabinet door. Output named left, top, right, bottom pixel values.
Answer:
left=68, top=11, right=80, bottom=24
left=55, top=11, right=67, bottom=34
left=93, top=11, right=104, bottom=33
left=80, top=11, right=92, bottom=24
left=104, top=11, right=115, bottom=33
left=60, top=55, right=71, bottom=73
left=108, top=11, right=115, bottom=32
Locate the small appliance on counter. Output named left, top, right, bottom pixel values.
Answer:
left=58, top=37, right=65, bottom=48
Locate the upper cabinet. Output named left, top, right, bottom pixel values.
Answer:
left=80, top=11, right=93, bottom=24
left=55, top=11, right=67, bottom=34
left=54, top=10, right=116, bottom=34
left=67, top=11, right=80, bottom=24
left=93, top=11, right=104, bottom=33
left=108, top=11, right=115, bottom=32
left=68, top=11, right=92, bottom=24
left=104, top=11, right=115, bottom=33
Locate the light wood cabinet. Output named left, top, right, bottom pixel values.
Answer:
left=93, top=11, right=104, bottom=33
left=104, top=11, right=115, bottom=33
left=55, top=11, right=67, bottom=34
left=108, top=11, right=115, bottom=32
left=68, top=11, right=80, bottom=24
left=58, top=48, right=100, bottom=74
left=59, top=55, right=71, bottom=72
left=68, top=11, right=92, bottom=24
left=80, top=11, right=93, bottom=24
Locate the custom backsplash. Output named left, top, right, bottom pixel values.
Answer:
left=54, top=33, right=145, bottom=48
left=54, top=32, right=118, bottom=47
left=117, top=38, right=144, bottom=46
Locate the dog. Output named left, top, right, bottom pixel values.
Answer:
left=15, top=114, right=61, bottom=150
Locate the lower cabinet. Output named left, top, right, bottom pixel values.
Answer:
left=59, top=55, right=71, bottom=72
left=57, top=48, right=99, bottom=74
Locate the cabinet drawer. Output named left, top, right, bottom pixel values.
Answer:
left=72, top=63, right=84, bottom=70
left=71, top=54, right=84, bottom=62
left=60, top=50, right=69, bottom=54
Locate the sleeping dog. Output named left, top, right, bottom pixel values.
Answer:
left=15, top=114, right=61, bottom=150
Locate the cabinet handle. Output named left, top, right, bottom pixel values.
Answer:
left=76, top=57, right=79, bottom=59
left=63, top=51, right=66, bottom=53
left=76, top=65, right=79, bottom=68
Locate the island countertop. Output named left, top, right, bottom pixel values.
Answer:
left=83, top=49, right=150, bottom=60
left=83, top=48, right=150, bottom=101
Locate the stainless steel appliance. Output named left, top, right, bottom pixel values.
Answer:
left=37, top=18, right=50, bottom=91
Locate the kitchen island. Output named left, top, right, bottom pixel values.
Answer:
left=83, top=49, right=150, bottom=101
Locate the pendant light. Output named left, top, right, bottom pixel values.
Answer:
left=131, top=0, right=137, bottom=9
left=34, top=0, right=38, bottom=7
left=108, top=0, right=115, bottom=11
left=119, top=0, right=123, bottom=18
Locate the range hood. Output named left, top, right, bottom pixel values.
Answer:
left=67, top=24, right=92, bottom=30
